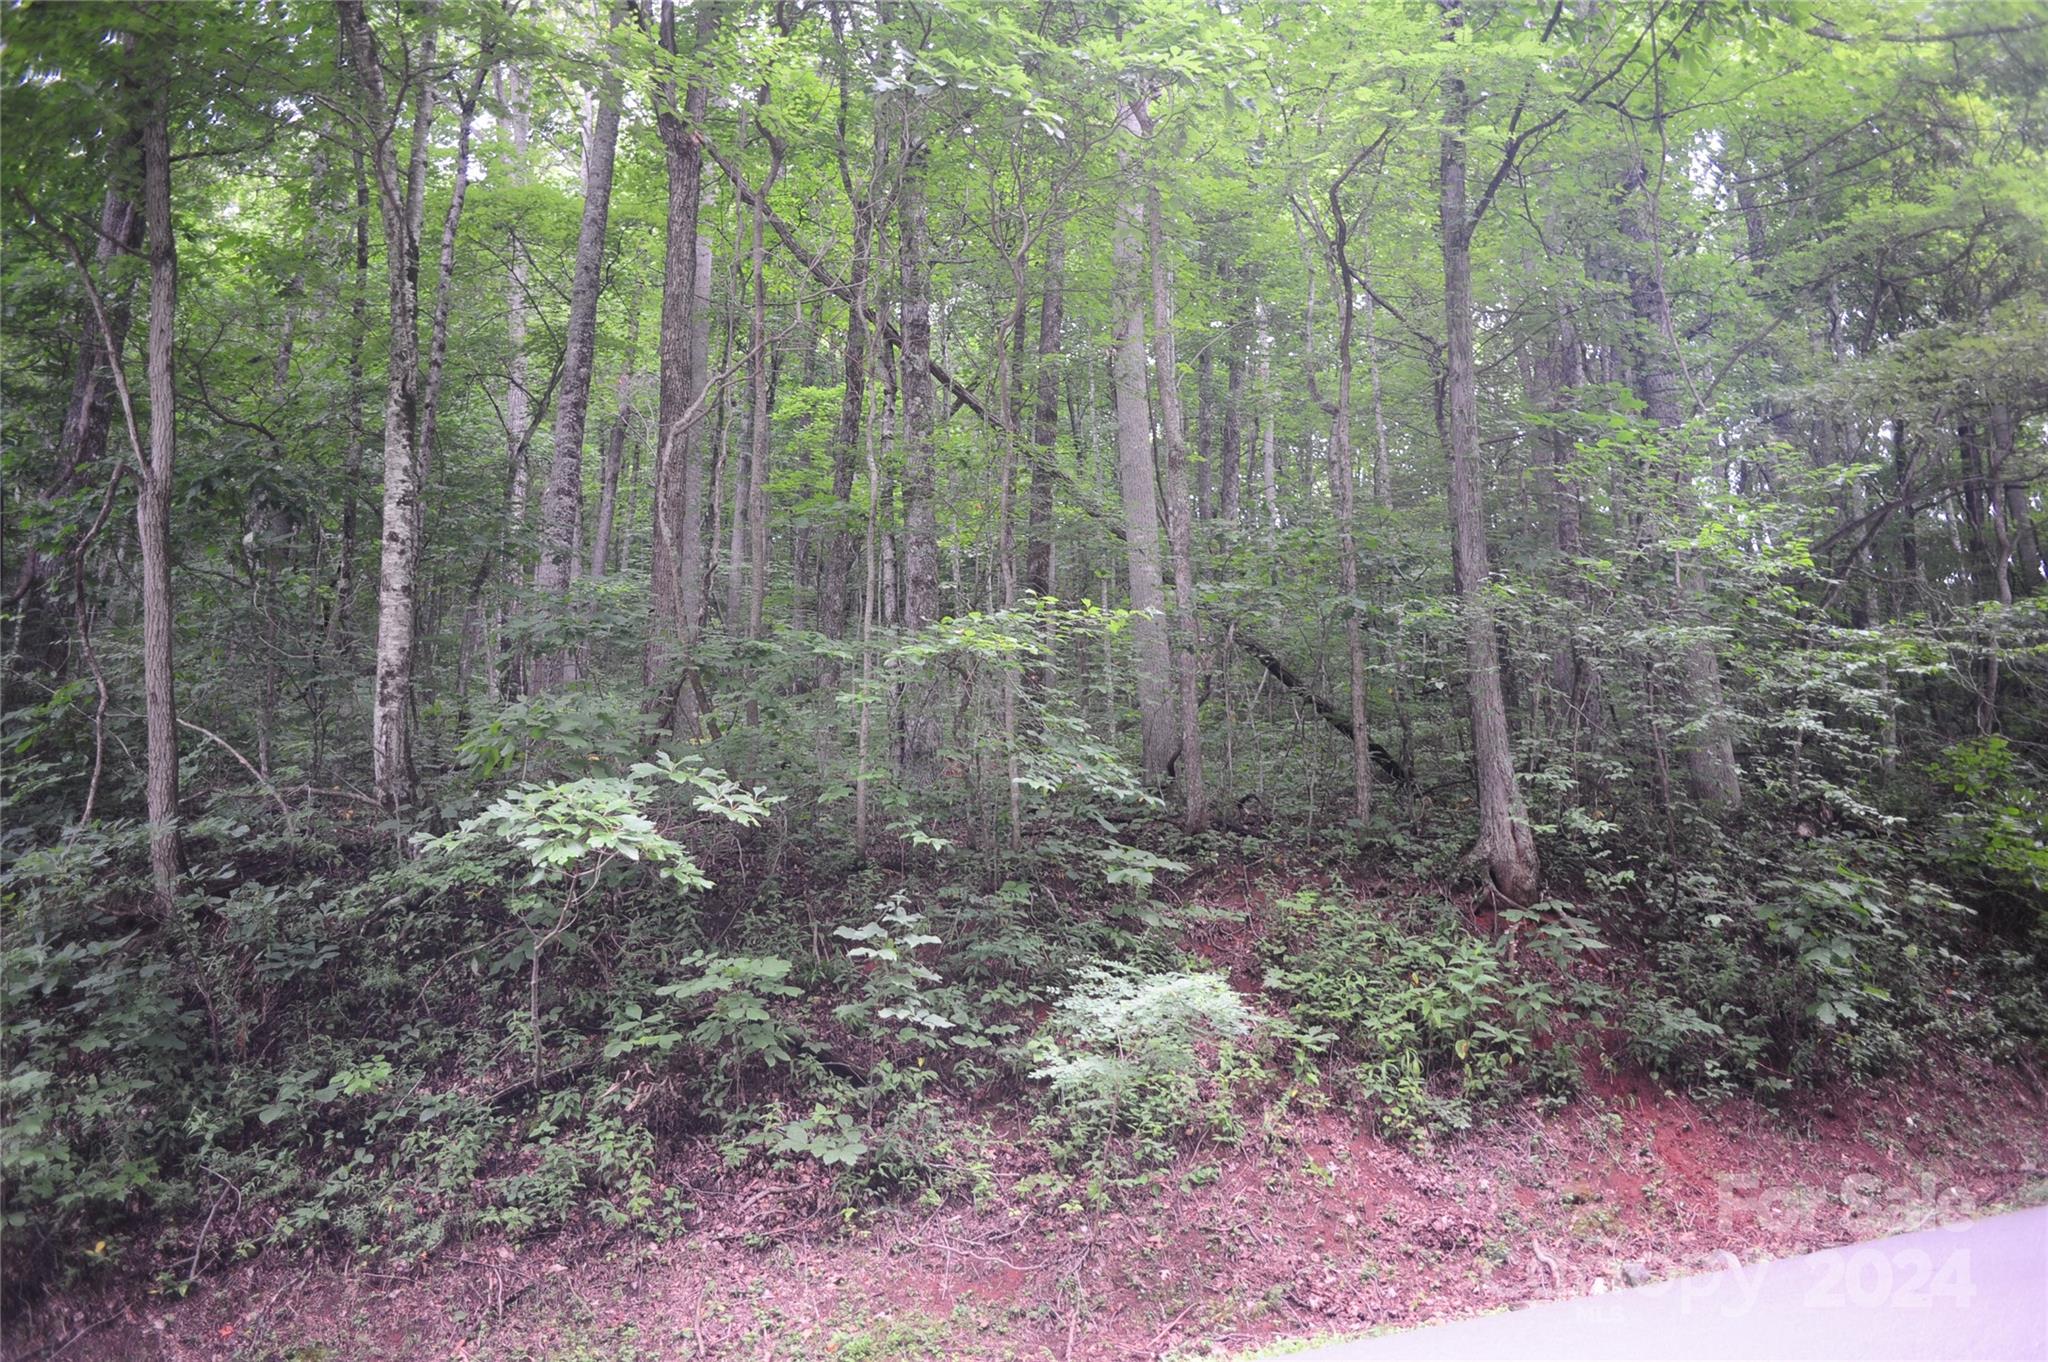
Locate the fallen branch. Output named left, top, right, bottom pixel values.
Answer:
left=1230, top=626, right=1412, bottom=785
left=177, top=718, right=295, bottom=828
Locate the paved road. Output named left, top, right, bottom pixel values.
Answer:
left=1285, top=1207, right=2047, bottom=1361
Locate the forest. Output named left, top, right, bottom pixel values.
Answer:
left=2, top=0, right=2045, bottom=1357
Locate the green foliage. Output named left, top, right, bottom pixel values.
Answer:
left=1260, top=888, right=1563, bottom=1141
left=1931, top=737, right=2048, bottom=916
left=1622, top=835, right=2035, bottom=1093
left=456, top=690, right=652, bottom=784
left=1027, top=963, right=1264, bottom=1169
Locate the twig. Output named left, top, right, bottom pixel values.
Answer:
left=177, top=717, right=296, bottom=828
left=27, top=1307, right=123, bottom=1361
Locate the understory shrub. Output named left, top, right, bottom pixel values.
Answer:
left=1259, top=887, right=1564, bottom=1141
left=1027, top=963, right=1265, bottom=1169
left=1622, top=832, right=2039, bottom=1093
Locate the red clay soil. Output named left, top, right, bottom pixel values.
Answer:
left=11, top=1056, right=2044, bottom=1362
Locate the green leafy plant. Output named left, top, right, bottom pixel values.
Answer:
left=1027, top=963, right=1264, bottom=1168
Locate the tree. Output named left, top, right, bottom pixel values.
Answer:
left=1109, top=94, right=1174, bottom=787
left=336, top=0, right=435, bottom=812
left=534, top=22, right=625, bottom=690
left=1436, top=0, right=1539, bottom=904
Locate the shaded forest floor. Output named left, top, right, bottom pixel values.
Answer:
left=14, top=993, right=2046, bottom=1360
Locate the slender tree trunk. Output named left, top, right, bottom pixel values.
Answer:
left=897, top=99, right=940, bottom=638
left=1620, top=149, right=1740, bottom=811
left=137, top=91, right=181, bottom=904
left=646, top=1, right=718, bottom=712
left=1195, top=341, right=1215, bottom=520
left=818, top=25, right=874, bottom=649
left=495, top=67, right=534, bottom=692
left=1146, top=176, right=1206, bottom=830
left=533, top=71, right=623, bottom=689
left=745, top=116, right=782, bottom=650
left=1326, top=186, right=1372, bottom=826
left=1256, top=297, right=1280, bottom=548
left=1438, top=6, right=1540, bottom=903
left=7, top=171, right=142, bottom=685
left=1360, top=223, right=1393, bottom=511
left=1218, top=273, right=1244, bottom=528
left=591, top=294, right=642, bottom=579
left=1025, top=225, right=1064, bottom=601
left=329, top=151, right=371, bottom=658
left=416, top=63, right=487, bottom=520
left=1111, top=98, right=1175, bottom=785
left=896, top=89, right=941, bottom=774
left=338, top=0, right=434, bottom=812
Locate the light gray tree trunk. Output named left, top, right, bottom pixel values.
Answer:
left=338, top=0, right=435, bottom=812
left=533, top=71, right=623, bottom=689
left=1111, top=98, right=1175, bottom=785
left=137, top=90, right=181, bottom=904
left=896, top=90, right=941, bottom=775
left=590, top=295, right=641, bottom=580
left=1218, top=269, right=1245, bottom=527
left=1146, top=176, right=1206, bottom=830
left=1025, top=226, right=1064, bottom=603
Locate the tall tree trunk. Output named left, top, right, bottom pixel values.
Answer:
left=590, top=293, right=642, bottom=579
left=534, top=70, right=623, bottom=690
left=1111, top=98, right=1175, bottom=785
left=1025, top=225, right=1064, bottom=601
left=416, top=63, right=487, bottom=521
left=1146, top=176, right=1206, bottom=830
left=338, top=0, right=434, bottom=812
left=1218, top=272, right=1244, bottom=528
left=329, top=150, right=371, bottom=658
left=897, top=99, right=940, bottom=638
left=1620, top=149, right=1741, bottom=811
left=744, top=110, right=782, bottom=649
left=645, top=0, right=718, bottom=714
left=818, top=20, right=874, bottom=648
left=493, top=66, right=533, bottom=698
left=896, top=89, right=941, bottom=774
left=1195, top=340, right=1215, bottom=520
left=1438, top=4, right=1540, bottom=903
left=1326, top=182, right=1373, bottom=826
left=1256, top=296, right=1280, bottom=547
left=1360, top=223, right=1393, bottom=511
left=137, top=90, right=181, bottom=904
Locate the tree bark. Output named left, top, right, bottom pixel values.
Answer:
left=897, top=98, right=940, bottom=638
left=1326, top=180, right=1373, bottom=827
left=590, top=292, right=642, bottom=580
left=1218, top=271, right=1244, bottom=528
left=337, top=0, right=433, bottom=812
left=416, top=61, right=488, bottom=520
left=1111, top=98, right=1175, bottom=785
left=744, top=104, right=783, bottom=648
left=137, top=89, right=181, bottom=904
left=1437, top=3, right=1540, bottom=903
left=533, top=67, right=623, bottom=689
left=1025, top=225, right=1064, bottom=601
left=895, top=87, right=941, bottom=775
left=645, top=0, right=719, bottom=714
left=1146, top=175, right=1206, bottom=830
left=1619, top=149, right=1741, bottom=811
